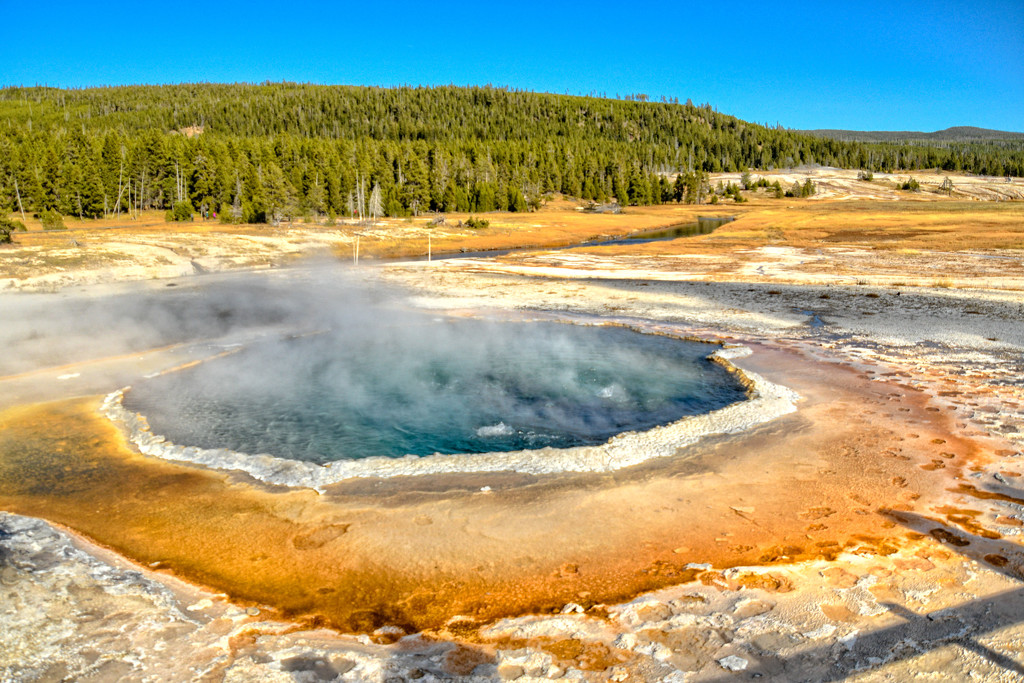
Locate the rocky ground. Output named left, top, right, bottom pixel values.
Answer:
left=1, top=173, right=1023, bottom=681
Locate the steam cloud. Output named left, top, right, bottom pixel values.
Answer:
left=1, top=265, right=744, bottom=461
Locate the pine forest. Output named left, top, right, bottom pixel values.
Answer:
left=2, top=83, right=1022, bottom=223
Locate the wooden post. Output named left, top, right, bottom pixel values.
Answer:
left=428, top=233, right=431, bottom=261
left=354, top=235, right=359, bottom=265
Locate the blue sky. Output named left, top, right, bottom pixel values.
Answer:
left=2, top=0, right=1021, bottom=132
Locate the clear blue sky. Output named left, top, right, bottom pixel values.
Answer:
left=2, top=0, right=1021, bottom=132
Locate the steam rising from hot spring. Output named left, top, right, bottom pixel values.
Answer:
left=115, top=273, right=746, bottom=462
left=0, top=265, right=746, bottom=463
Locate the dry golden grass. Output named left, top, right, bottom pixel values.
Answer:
left=3, top=191, right=1021, bottom=286
left=3, top=203, right=722, bottom=267
left=10, top=210, right=282, bottom=241
left=581, top=199, right=1024, bottom=257
left=352, top=200, right=721, bottom=259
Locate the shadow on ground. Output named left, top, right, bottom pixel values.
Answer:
left=703, top=505, right=1024, bottom=681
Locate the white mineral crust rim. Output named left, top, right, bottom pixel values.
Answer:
left=100, top=344, right=800, bottom=492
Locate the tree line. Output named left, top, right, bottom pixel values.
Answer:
left=1, top=83, right=1021, bottom=223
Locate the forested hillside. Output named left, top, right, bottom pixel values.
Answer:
left=1, top=83, right=1021, bottom=223
left=801, top=126, right=1024, bottom=143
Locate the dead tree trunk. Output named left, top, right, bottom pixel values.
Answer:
left=13, top=177, right=26, bottom=223
left=114, top=158, right=124, bottom=217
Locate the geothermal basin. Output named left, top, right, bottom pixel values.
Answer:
left=5, top=264, right=1006, bottom=675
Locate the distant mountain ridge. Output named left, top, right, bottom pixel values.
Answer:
left=800, top=126, right=1024, bottom=143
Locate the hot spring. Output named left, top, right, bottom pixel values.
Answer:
left=122, top=318, right=748, bottom=466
